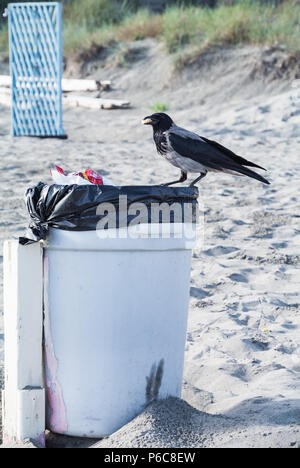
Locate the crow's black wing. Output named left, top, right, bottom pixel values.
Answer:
left=168, top=127, right=270, bottom=184
left=199, top=136, right=266, bottom=171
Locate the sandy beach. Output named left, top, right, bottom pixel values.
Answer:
left=0, top=41, right=300, bottom=448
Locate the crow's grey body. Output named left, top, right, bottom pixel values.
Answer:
left=163, top=125, right=211, bottom=174
left=142, top=113, right=270, bottom=186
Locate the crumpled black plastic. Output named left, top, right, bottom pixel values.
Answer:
left=19, top=182, right=199, bottom=245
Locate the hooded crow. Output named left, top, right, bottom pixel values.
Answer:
left=142, top=112, right=270, bottom=186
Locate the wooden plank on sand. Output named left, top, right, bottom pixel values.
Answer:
left=0, top=75, right=111, bottom=92
left=0, top=89, right=129, bottom=109
left=62, top=78, right=111, bottom=92
left=63, top=94, right=130, bottom=109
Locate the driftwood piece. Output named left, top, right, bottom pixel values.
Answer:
left=0, top=86, right=11, bottom=95
left=63, top=94, right=130, bottom=110
left=0, top=88, right=11, bottom=106
left=0, top=75, right=11, bottom=87
left=0, top=88, right=129, bottom=110
left=61, top=78, right=111, bottom=92
left=0, top=75, right=111, bottom=92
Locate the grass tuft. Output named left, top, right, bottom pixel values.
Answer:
left=150, top=102, right=169, bottom=112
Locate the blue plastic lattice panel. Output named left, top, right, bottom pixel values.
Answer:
left=8, top=2, right=65, bottom=136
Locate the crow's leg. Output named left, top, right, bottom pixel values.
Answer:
left=189, top=172, right=207, bottom=186
left=162, top=171, right=187, bottom=186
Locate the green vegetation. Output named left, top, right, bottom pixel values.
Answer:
left=63, top=8, right=162, bottom=54
left=0, top=26, right=8, bottom=53
left=163, top=0, right=300, bottom=68
left=63, top=0, right=300, bottom=58
left=150, top=102, right=169, bottom=112
left=0, top=1, right=299, bottom=63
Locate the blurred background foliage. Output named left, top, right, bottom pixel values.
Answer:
left=0, top=0, right=287, bottom=24
left=0, top=1, right=298, bottom=57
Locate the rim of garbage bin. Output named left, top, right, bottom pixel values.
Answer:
left=47, top=183, right=199, bottom=200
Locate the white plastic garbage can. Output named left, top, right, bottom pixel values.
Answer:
left=44, top=224, right=196, bottom=438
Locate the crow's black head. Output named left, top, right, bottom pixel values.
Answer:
left=142, top=113, right=173, bottom=132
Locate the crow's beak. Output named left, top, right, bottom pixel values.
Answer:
left=142, top=116, right=155, bottom=125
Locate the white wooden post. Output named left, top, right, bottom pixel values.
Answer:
left=2, top=240, right=45, bottom=446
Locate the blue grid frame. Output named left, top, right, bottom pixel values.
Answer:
left=8, top=2, right=65, bottom=137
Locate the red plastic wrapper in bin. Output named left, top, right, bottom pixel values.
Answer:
left=50, top=165, right=113, bottom=186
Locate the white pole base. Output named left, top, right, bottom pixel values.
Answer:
left=2, top=240, right=45, bottom=446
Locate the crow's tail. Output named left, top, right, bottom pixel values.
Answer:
left=230, top=165, right=270, bottom=184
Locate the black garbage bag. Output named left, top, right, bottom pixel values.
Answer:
left=19, top=182, right=199, bottom=245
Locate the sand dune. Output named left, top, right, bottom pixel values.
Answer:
left=0, top=42, right=299, bottom=447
